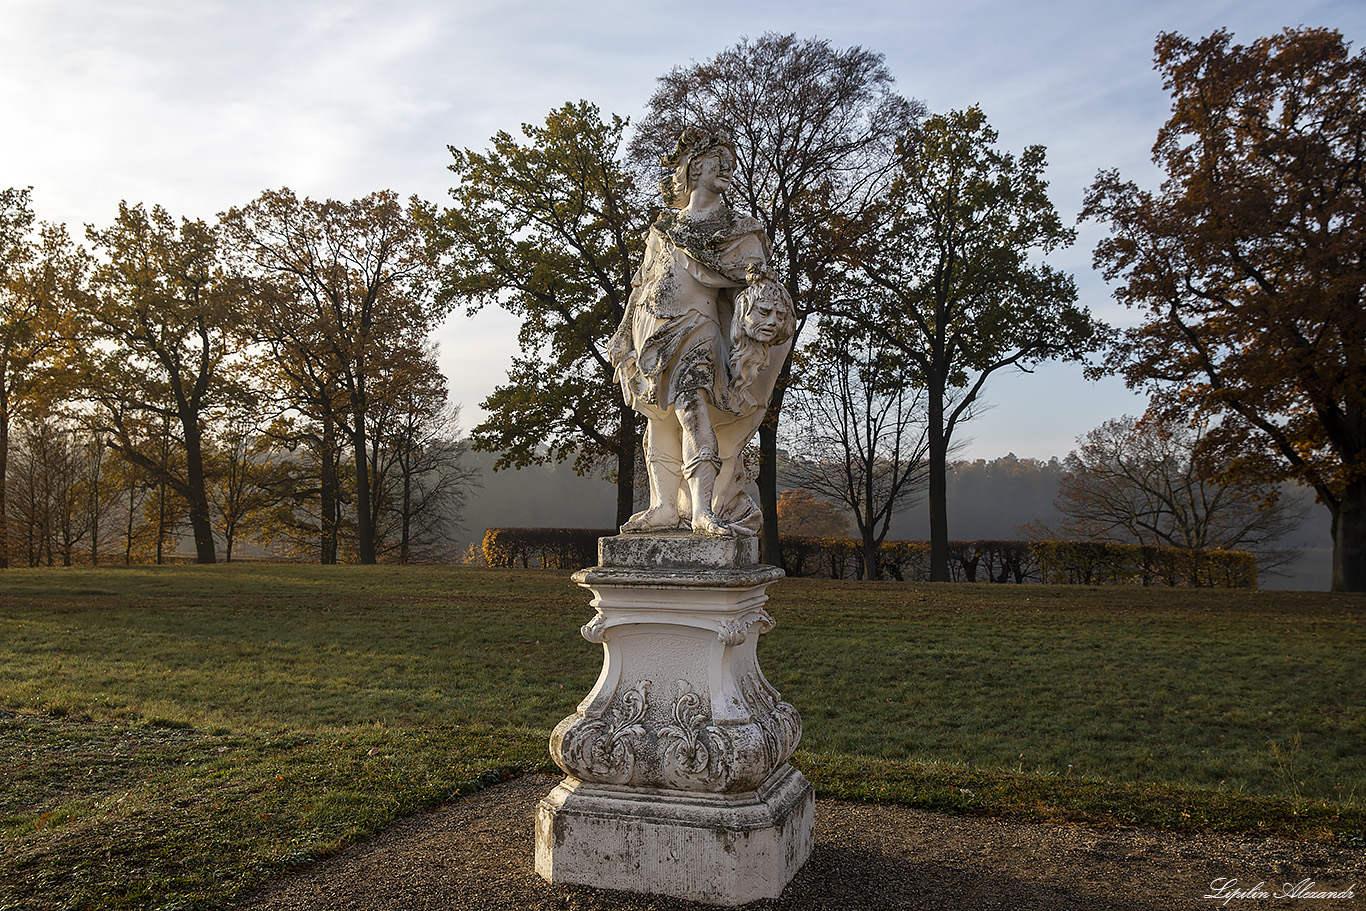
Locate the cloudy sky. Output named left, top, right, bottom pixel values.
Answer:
left=3, top=0, right=1362, bottom=461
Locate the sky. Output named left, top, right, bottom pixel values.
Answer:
left=3, top=0, right=1363, bottom=462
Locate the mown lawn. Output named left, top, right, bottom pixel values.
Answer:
left=0, top=564, right=1362, bottom=910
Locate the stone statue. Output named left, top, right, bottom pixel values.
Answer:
left=608, top=128, right=795, bottom=537
left=542, top=138, right=811, bottom=896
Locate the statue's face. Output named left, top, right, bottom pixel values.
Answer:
left=743, top=294, right=783, bottom=344
left=694, top=149, right=734, bottom=195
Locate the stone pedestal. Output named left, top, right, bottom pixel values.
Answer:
left=535, top=531, right=813, bottom=906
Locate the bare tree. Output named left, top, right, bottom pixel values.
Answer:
left=5, top=414, right=120, bottom=566
left=1053, top=414, right=1307, bottom=575
left=206, top=395, right=286, bottom=563
left=367, top=345, right=477, bottom=563
left=783, top=319, right=929, bottom=578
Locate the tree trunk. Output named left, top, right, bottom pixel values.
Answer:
left=757, top=360, right=793, bottom=566
left=124, top=478, right=135, bottom=565
left=1332, top=477, right=1366, bottom=592
left=758, top=418, right=780, bottom=565
left=862, top=530, right=879, bottom=582
left=320, top=417, right=338, bottom=565
left=181, top=420, right=218, bottom=564
left=927, top=380, right=949, bottom=582
left=0, top=406, right=8, bottom=570
left=155, top=480, right=166, bottom=565
left=352, top=395, right=375, bottom=565
left=399, top=456, right=412, bottom=565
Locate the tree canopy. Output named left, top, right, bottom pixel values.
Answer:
left=848, top=106, right=1103, bottom=580
left=223, top=188, right=442, bottom=564
left=78, top=202, right=244, bottom=564
left=421, top=101, right=648, bottom=525
left=1083, top=27, right=1366, bottom=591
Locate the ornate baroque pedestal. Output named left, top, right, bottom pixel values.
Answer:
left=535, top=532, right=813, bottom=906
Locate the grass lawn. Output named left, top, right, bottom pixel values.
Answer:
left=1, top=564, right=1362, bottom=910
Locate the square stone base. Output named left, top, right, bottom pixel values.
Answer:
left=535, top=764, right=814, bottom=906
left=599, top=531, right=760, bottom=569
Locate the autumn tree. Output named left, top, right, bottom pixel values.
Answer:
left=847, top=106, right=1103, bottom=580
left=0, top=190, right=83, bottom=567
left=77, top=202, right=244, bottom=564
left=421, top=101, right=647, bottom=525
left=632, top=33, right=923, bottom=561
left=0, top=187, right=39, bottom=568
left=775, top=488, right=850, bottom=537
left=223, top=188, right=443, bottom=563
left=783, top=319, right=929, bottom=577
left=206, top=396, right=284, bottom=563
left=1052, top=414, right=1306, bottom=574
left=1083, top=28, right=1366, bottom=591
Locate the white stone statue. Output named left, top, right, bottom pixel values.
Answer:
left=608, top=128, right=795, bottom=537
left=541, top=136, right=811, bottom=898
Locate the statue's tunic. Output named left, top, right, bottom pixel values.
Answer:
left=609, top=209, right=771, bottom=418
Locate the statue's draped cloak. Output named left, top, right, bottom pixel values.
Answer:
left=609, top=209, right=771, bottom=417
left=609, top=208, right=789, bottom=535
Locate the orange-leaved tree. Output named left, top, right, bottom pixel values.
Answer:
left=1083, top=28, right=1366, bottom=591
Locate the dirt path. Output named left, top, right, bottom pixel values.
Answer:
left=235, top=774, right=1363, bottom=910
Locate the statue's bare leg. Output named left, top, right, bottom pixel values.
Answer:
left=621, top=418, right=683, bottom=532
left=677, top=389, right=732, bottom=537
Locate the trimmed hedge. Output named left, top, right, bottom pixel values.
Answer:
left=481, top=527, right=616, bottom=569
left=1032, top=540, right=1258, bottom=588
left=778, top=536, right=1257, bottom=588
left=481, top=528, right=1258, bottom=588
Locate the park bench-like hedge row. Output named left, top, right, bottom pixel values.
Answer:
left=481, top=528, right=1257, bottom=588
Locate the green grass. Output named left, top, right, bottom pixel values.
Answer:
left=1, top=565, right=1363, bottom=910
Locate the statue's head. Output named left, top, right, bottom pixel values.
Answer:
left=732, top=275, right=795, bottom=347
left=660, top=128, right=737, bottom=209
left=726, top=276, right=794, bottom=411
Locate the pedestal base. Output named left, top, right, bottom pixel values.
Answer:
left=535, top=763, right=814, bottom=906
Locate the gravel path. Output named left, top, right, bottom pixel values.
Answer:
left=235, top=774, right=1363, bottom=910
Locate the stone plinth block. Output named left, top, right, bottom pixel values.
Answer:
left=536, top=532, right=812, bottom=905
left=599, top=530, right=759, bottom=569
left=536, top=764, right=814, bottom=906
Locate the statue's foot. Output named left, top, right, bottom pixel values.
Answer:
left=691, top=511, right=734, bottom=537
left=622, top=506, right=681, bottom=533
